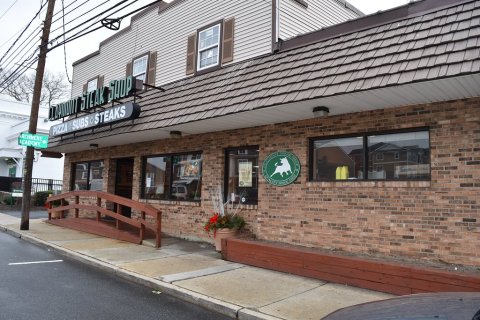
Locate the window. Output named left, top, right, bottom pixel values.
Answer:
left=197, top=23, right=221, bottom=71
left=186, top=19, right=234, bottom=75
left=142, top=152, right=202, bottom=201
left=72, top=160, right=104, bottom=190
left=310, top=129, right=430, bottom=181
left=87, top=78, right=98, bottom=92
left=132, top=54, right=148, bottom=82
left=225, top=147, right=259, bottom=205
left=8, top=166, right=16, bottom=177
left=311, top=136, right=364, bottom=180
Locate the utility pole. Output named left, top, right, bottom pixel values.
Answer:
left=20, top=0, right=56, bottom=230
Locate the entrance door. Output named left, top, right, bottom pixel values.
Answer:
left=115, top=158, right=134, bottom=218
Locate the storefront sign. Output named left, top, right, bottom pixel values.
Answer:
left=49, top=102, right=140, bottom=137
left=48, top=76, right=141, bottom=121
left=262, top=151, right=301, bottom=186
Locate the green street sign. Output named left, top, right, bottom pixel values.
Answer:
left=18, top=132, right=49, bottom=149
left=262, top=151, right=301, bottom=186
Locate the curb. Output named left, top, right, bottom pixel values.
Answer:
left=0, top=225, right=281, bottom=320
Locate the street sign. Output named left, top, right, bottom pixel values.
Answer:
left=12, top=189, right=23, bottom=197
left=18, top=132, right=49, bottom=149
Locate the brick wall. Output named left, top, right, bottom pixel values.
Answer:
left=64, top=97, right=480, bottom=266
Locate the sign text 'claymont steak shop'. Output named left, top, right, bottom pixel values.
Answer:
left=48, top=76, right=142, bottom=137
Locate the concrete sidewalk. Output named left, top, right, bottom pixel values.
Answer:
left=0, top=213, right=394, bottom=320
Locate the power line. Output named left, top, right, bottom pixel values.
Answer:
left=49, top=0, right=162, bottom=52
left=0, top=0, right=19, bottom=21
left=61, top=0, right=72, bottom=83
left=1, top=27, right=42, bottom=73
left=48, top=0, right=133, bottom=47
left=0, top=0, right=47, bottom=65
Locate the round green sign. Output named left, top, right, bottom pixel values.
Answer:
left=262, top=151, right=301, bottom=186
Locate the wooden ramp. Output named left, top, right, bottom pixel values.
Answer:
left=45, top=190, right=162, bottom=247
left=47, top=218, right=147, bottom=244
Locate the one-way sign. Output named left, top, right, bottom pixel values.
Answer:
left=18, top=132, right=49, bottom=149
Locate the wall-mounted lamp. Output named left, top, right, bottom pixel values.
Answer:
left=312, top=106, right=330, bottom=118
left=169, top=130, right=182, bottom=139
left=89, top=143, right=99, bottom=149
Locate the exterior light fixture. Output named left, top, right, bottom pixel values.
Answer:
left=170, top=131, right=182, bottom=139
left=89, top=143, right=99, bottom=149
left=312, top=106, right=330, bottom=117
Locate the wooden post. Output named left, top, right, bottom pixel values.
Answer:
left=96, top=196, right=101, bottom=221
left=116, top=204, right=122, bottom=230
left=140, top=211, right=146, bottom=242
left=75, top=195, right=79, bottom=218
left=155, top=211, right=161, bottom=248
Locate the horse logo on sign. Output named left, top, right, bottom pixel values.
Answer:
left=262, top=151, right=301, bottom=186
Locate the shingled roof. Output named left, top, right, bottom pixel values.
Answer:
left=49, top=0, right=480, bottom=152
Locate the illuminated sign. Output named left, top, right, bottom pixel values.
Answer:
left=49, top=102, right=140, bottom=137
left=48, top=76, right=142, bottom=121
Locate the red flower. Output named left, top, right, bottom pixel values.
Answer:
left=209, top=214, right=219, bottom=224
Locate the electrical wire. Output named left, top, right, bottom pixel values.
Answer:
left=0, top=0, right=19, bottom=22
left=61, top=0, right=72, bottom=83
left=50, top=0, right=110, bottom=34
left=49, top=0, right=162, bottom=52
left=0, top=0, right=47, bottom=65
left=1, top=27, right=42, bottom=73
left=48, top=0, right=133, bottom=46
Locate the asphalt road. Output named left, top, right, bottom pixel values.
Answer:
left=0, top=232, right=231, bottom=320
left=0, top=209, right=48, bottom=219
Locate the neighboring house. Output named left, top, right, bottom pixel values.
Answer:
left=47, top=0, right=480, bottom=267
left=0, top=98, right=64, bottom=182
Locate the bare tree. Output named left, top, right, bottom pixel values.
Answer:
left=2, top=70, right=69, bottom=107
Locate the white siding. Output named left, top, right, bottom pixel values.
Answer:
left=72, top=0, right=272, bottom=97
left=278, top=0, right=361, bottom=40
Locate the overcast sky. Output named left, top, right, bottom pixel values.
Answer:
left=0, top=0, right=410, bottom=87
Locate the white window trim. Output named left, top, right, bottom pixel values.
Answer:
left=87, top=78, right=98, bottom=92
left=132, top=54, right=149, bottom=82
left=197, top=23, right=221, bottom=71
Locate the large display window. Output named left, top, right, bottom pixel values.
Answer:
left=142, top=152, right=202, bottom=201
left=71, top=160, right=104, bottom=190
left=310, top=129, right=430, bottom=181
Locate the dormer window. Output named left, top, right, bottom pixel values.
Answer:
left=197, top=24, right=221, bottom=71
left=186, top=18, right=235, bottom=75
left=87, top=78, right=98, bottom=92
left=133, top=54, right=149, bottom=82
left=125, top=51, right=157, bottom=89
left=83, top=76, right=103, bottom=93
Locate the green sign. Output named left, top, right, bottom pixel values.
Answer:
left=262, top=151, right=301, bottom=186
left=18, top=132, right=49, bottom=149
left=49, top=76, right=141, bottom=121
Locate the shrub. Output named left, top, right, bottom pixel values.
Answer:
left=3, top=196, right=16, bottom=205
left=33, top=191, right=53, bottom=207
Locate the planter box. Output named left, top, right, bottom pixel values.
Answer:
left=222, top=238, right=480, bottom=295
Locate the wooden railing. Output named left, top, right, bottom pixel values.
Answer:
left=45, top=191, right=162, bottom=247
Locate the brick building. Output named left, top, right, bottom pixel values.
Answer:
left=47, top=0, right=480, bottom=267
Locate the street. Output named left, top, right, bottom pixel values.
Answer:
left=0, top=231, right=231, bottom=320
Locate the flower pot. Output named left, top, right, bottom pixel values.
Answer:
left=214, top=228, right=236, bottom=251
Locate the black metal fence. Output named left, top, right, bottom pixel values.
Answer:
left=0, top=176, right=63, bottom=193
left=31, top=178, right=63, bottom=193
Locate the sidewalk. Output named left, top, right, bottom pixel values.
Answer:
left=0, top=212, right=394, bottom=320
